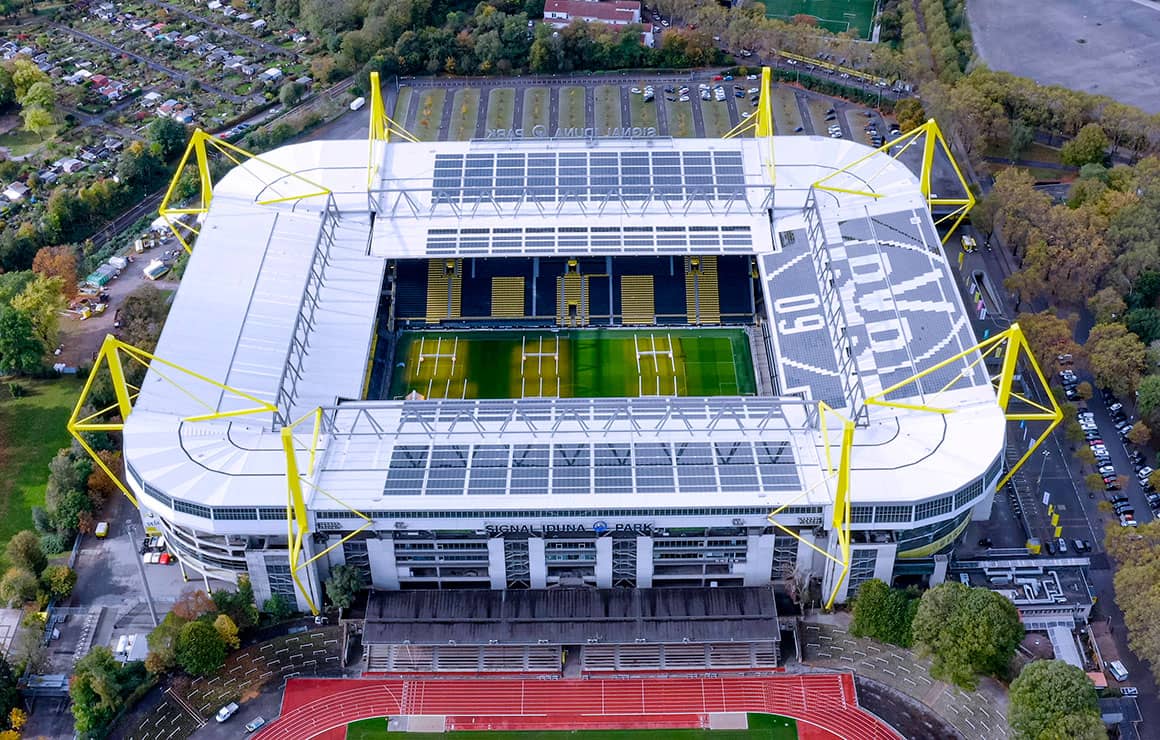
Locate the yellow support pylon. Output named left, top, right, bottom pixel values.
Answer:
left=367, top=71, right=419, bottom=189
left=810, top=118, right=976, bottom=244
left=67, top=334, right=368, bottom=615
left=159, top=129, right=332, bottom=253
left=723, top=66, right=775, bottom=185
left=864, top=323, right=1063, bottom=490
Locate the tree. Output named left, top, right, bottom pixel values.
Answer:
left=1104, top=520, right=1160, bottom=679
left=41, top=564, right=77, bottom=600
left=11, top=274, right=65, bottom=348
left=1061, top=123, right=1109, bottom=167
left=172, top=588, right=215, bottom=621
left=1086, top=322, right=1147, bottom=397
left=1084, top=473, right=1105, bottom=495
left=146, top=611, right=187, bottom=672
left=0, top=659, right=18, bottom=726
left=213, top=614, right=240, bottom=650
left=279, top=80, right=306, bottom=106
left=1128, top=421, right=1152, bottom=446
left=5, top=530, right=46, bottom=575
left=0, top=306, right=43, bottom=374
left=1127, top=307, right=1160, bottom=345
left=325, top=564, right=365, bottom=610
left=31, top=246, right=77, bottom=297
left=147, top=117, right=189, bottom=161
left=1008, top=660, right=1099, bottom=740
left=175, top=620, right=227, bottom=676
left=1015, top=311, right=1082, bottom=376
left=212, top=576, right=258, bottom=631
left=0, top=568, right=37, bottom=607
left=1074, top=446, right=1096, bottom=467
left=8, top=707, right=26, bottom=732
left=117, top=284, right=172, bottom=352
left=1038, top=712, right=1107, bottom=740
left=70, top=646, right=145, bottom=736
left=1149, top=469, right=1160, bottom=492
left=850, top=578, right=918, bottom=647
left=911, top=582, right=1024, bottom=689
left=1088, top=288, right=1125, bottom=325
left=1075, top=381, right=1092, bottom=401
left=894, top=98, right=926, bottom=132
left=263, top=593, right=295, bottom=621
left=1007, top=120, right=1034, bottom=161
left=1138, top=374, right=1160, bottom=419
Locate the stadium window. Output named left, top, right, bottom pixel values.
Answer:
left=851, top=506, right=873, bottom=524
left=874, top=505, right=912, bottom=524
left=214, top=507, right=258, bottom=521
left=914, top=496, right=953, bottom=521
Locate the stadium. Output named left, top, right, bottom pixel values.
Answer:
left=72, top=70, right=1056, bottom=679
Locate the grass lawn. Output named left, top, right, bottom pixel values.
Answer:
left=666, top=98, right=694, bottom=138
left=412, top=89, right=446, bottom=142
left=987, top=162, right=1070, bottom=183
left=522, top=88, right=550, bottom=134
left=449, top=89, right=481, bottom=142
left=387, top=329, right=755, bottom=400
left=559, top=86, right=587, bottom=130
left=0, top=127, right=54, bottom=157
left=393, top=87, right=412, bottom=123
left=0, top=378, right=81, bottom=562
left=486, top=88, right=515, bottom=132
left=628, top=92, right=658, bottom=130
left=764, top=0, right=876, bottom=38
left=699, top=99, right=733, bottom=138
left=771, top=87, right=803, bottom=135
left=346, top=714, right=798, bottom=739
left=594, top=85, right=621, bottom=132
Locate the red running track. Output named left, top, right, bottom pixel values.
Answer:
left=255, top=674, right=901, bottom=740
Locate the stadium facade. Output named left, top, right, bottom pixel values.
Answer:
left=113, top=81, right=1010, bottom=619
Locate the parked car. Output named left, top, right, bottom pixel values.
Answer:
left=245, top=717, right=267, bottom=733
left=216, top=703, right=239, bottom=723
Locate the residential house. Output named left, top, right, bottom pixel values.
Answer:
left=129, top=19, right=151, bottom=31
left=259, top=67, right=283, bottom=83
left=177, top=34, right=201, bottom=49
left=206, top=0, right=222, bottom=9
left=173, top=108, right=195, bottom=124
left=144, top=22, right=166, bottom=39
left=543, top=0, right=642, bottom=27
left=157, top=98, right=179, bottom=117
left=89, top=73, right=110, bottom=88
left=237, top=12, right=252, bottom=21
left=3, top=182, right=30, bottom=202
left=141, top=90, right=162, bottom=107
left=251, top=19, right=267, bottom=32
left=240, top=64, right=258, bottom=77
left=57, top=158, right=87, bottom=174
left=38, top=170, right=60, bottom=186
left=103, top=137, right=124, bottom=151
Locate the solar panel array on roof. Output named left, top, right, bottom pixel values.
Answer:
left=431, top=150, right=746, bottom=203
left=381, top=440, right=799, bottom=496
left=425, top=224, right=755, bottom=257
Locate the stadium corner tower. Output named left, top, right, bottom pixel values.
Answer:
left=121, top=84, right=1005, bottom=617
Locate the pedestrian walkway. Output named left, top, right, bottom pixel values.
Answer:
left=801, top=617, right=1010, bottom=739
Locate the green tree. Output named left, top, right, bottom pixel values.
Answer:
left=263, top=593, right=295, bottom=621
left=213, top=614, right=240, bottom=650
left=0, top=659, right=18, bottom=731
left=894, top=98, right=926, bottom=131
left=9, top=59, right=48, bottom=100
left=1008, top=660, right=1099, bottom=740
left=1061, top=123, right=1110, bottom=167
left=911, top=582, right=1024, bottom=689
left=147, top=117, right=189, bottom=161
left=1128, top=421, right=1152, bottom=446
left=1084, top=472, right=1105, bottom=495
left=850, top=578, right=918, bottom=647
left=1086, top=322, right=1147, bottom=397
left=1015, top=311, right=1082, bottom=376
left=5, top=530, right=46, bottom=575
left=1105, top=520, right=1160, bottom=675
left=11, top=274, right=65, bottom=349
left=1127, top=308, right=1160, bottom=345
left=212, top=576, right=259, bottom=631
left=1138, top=374, right=1160, bottom=418
left=0, top=306, right=43, bottom=374
left=1007, top=120, right=1034, bottom=161
left=175, top=620, right=228, bottom=676
left=146, top=612, right=188, bottom=672
left=1087, top=287, right=1125, bottom=325
left=70, top=646, right=145, bottom=736
left=20, top=105, right=53, bottom=135
left=1039, top=712, right=1107, bottom=740
left=325, top=564, right=365, bottom=610
left=0, top=568, right=37, bottom=607
left=279, top=80, right=305, bottom=107
left=40, top=564, right=77, bottom=599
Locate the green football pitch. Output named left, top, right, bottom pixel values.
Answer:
left=764, top=0, right=877, bottom=38
left=385, top=329, right=756, bottom=400
left=346, top=713, right=798, bottom=739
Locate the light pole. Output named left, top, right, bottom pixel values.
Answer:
left=125, top=519, right=160, bottom=628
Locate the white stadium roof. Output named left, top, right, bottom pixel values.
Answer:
left=123, top=134, right=1004, bottom=522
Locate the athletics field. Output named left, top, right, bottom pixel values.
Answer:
left=385, top=329, right=756, bottom=400
left=764, top=0, right=877, bottom=38
left=346, top=713, right=799, bottom=738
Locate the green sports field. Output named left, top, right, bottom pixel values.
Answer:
left=764, top=0, right=877, bottom=38
left=385, top=329, right=756, bottom=400
left=346, top=713, right=798, bottom=738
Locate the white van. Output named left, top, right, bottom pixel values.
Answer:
left=1109, top=660, right=1129, bottom=682
left=349, top=96, right=366, bottom=111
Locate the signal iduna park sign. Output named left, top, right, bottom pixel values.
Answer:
left=486, top=125, right=659, bottom=140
